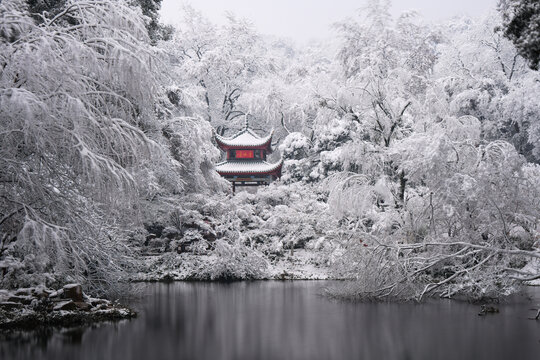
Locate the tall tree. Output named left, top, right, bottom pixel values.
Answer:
left=498, top=0, right=540, bottom=70
left=131, top=0, right=173, bottom=44
left=25, top=0, right=172, bottom=43
left=0, top=0, right=161, bottom=294
left=161, top=6, right=269, bottom=134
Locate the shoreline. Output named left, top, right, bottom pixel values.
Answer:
left=0, top=284, right=136, bottom=332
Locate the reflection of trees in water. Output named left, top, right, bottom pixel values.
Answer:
left=1, top=283, right=539, bottom=359
left=0, top=319, right=131, bottom=357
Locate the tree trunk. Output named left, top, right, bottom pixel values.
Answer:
left=397, top=170, right=406, bottom=208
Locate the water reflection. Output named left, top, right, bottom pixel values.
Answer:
left=1, top=281, right=539, bottom=360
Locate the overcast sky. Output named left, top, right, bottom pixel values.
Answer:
left=160, top=0, right=498, bottom=43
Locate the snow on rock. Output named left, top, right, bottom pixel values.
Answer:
left=0, top=284, right=136, bottom=330
left=53, top=300, right=78, bottom=311
left=63, top=284, right=83, bottom=302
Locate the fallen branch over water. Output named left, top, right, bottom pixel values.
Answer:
left=331, top=232, right=540, bottom=302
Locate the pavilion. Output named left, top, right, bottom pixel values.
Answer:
left=214, top=119, right=283, bottom=192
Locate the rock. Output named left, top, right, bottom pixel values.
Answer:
left=294, top=234, right=315, bottom=249
left=7, top=295, right=32, bottom=305
left=144, top=222, right=165, bottom=239
left=14, top=288, right=34, bottom=296
left=92, top=303, right=110, bottom=311
left=0, top=301, right=23, bottom=310
left=89, top=298, right=109, bottom=307
left=32, top=285, right=52, bottom=299
left=145, top=233, right=157, bottom=245
left=162, top=273, right=174, bottom=283
left=30, top=298, right=39, bottom=309
left=63, top=284, right=83, bottom=302
left=148, top=237, right=167, bottom=249
left=236, top=209, right=250, bottom=222
left=202, top=231, right=217, bottom=242
left=177, top=242, right=190, bottom=254
left=0, top=292, right=136, bottom=330
left=32, top=298, right=51, bottom=312
left=49, top=289, right=64, bottom=298
left=162, top=226, right=181, bottom=239
left=277, top=270, right=293, bottom=280
left=54, top=300, right=78, bottom=311
left=478, top=305, right=499, bottom=316
left=74, top=302, right=92, bottom=311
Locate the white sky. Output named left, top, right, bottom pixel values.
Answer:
left=160, top=0, right=498, bottom=43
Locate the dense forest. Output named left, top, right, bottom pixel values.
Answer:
left=1, top=0, right=539, bottom=304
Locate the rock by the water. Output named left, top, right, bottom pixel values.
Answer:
left=53, top=300, right=78, bottom=311
left=74, top=301, right=92, bottom=311
left=63, top=284, right=83, bottom=302
left=0, top=302, right=23, bottom=310
left=478, top=305, right=500, bottom=316
left=88, top=298, right=109, bottom=307
left=7, top=295, right=32, bottom=305
left=32, top=286, right=52, bottom=299
left=0, top=284, right=137, bottom=330
left=49, top=289, right=63, bottom=298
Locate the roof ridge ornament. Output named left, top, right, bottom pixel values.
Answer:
left=244, top=114, right=249, bottom=130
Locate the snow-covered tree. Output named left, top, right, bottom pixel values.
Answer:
left=433, top=13, right=539, bottom=162
left=160, top=6, right=269, bottom=134
left=0, top=0, right=163, bottom=295
left=499, top=0, right=540, bottom=70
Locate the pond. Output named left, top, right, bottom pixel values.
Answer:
left=1, top=281, right=539, bottom=360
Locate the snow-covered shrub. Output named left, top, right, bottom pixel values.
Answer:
left=279, top=132, right=312, bottom=160
left=319, top=148, right=345, bottom=175
left=189, top=240, right=211, bottom=255
left=279, top=132, right=316, bottom=183
left=313, top=118, right=354, bottom=152
left=282, top=159, right=314, bottom=183
left=202, top=239, right=268, bottom=280
left=236, top=208, right=251, bottom=223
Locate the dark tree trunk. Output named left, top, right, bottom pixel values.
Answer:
left=398, top=170, right=407, bottom=208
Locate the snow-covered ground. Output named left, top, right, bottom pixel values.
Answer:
left=134, top=249, right=334, bottom=282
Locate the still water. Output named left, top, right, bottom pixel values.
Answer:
left=1, top=281, right=539, bottom=360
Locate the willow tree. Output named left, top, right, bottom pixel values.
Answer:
left=0, top=0, right=161, bottom=295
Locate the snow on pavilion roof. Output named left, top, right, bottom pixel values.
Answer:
left=214, top=127, right=274, bottom=148
left=215, top=159, right=283, bottom=174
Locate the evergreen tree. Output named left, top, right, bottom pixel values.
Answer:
left=499, top=0, right=540, bottom=70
